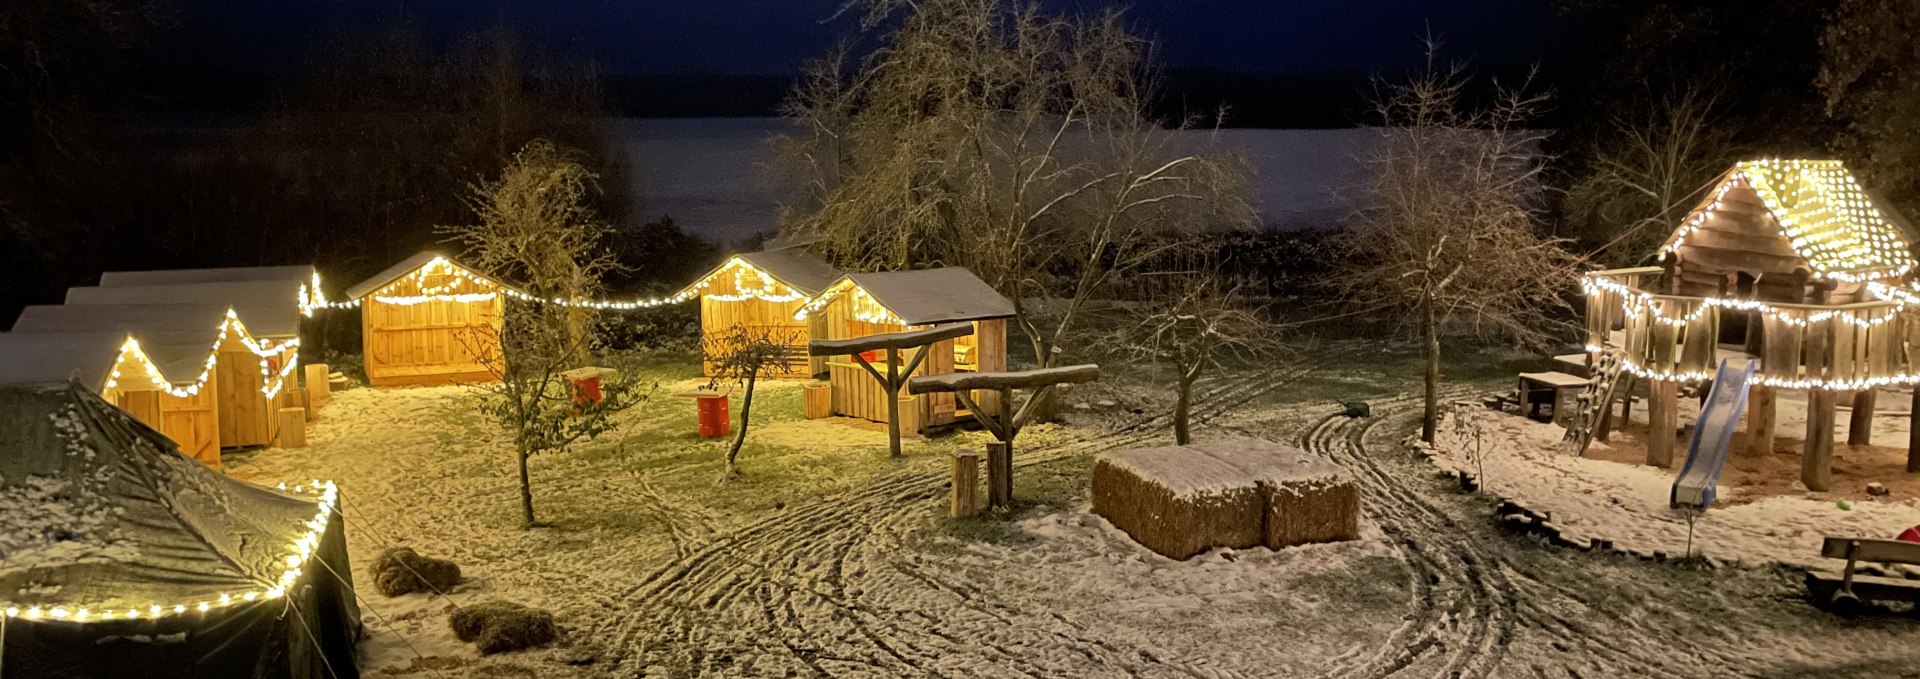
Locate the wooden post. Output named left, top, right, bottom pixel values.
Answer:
left=1803, top=311, right=1835, bottom=492
left=1647, top=380, right=1678, bottom=468
left=275, top=407, right=307, bottom=449
left=803, top=383, right=831, bottom=419
left=885, top=347, right=902, bottom=458
left=291, top=387, right=312, bottom=421
left=1848, top=389, right=1876, bottom=446
left=986, top=442, right=1013, bottom=509
left=1908, top=388, right=1920, bottom=473
left=304, top=363, right=330, bottom=409
left=951, top=450, right=981, bottom=518
left=1744, top=383, right=1775, bottom=457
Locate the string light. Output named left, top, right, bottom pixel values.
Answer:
left=793, top=279, right=906, bottom=325
left=1581, top=272, right=1906, bottom=329
left=351, top=256, right=688, bottom=310
left=682, top=257, right=807, bottom=303
left=1660, top=160, right=1914, bottom=281
left=102, top=310, right=300, bottom=400
left=2, top=480, right=339, bottom=624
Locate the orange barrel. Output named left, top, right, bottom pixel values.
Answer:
left=696, top=395, right=731, bottom=438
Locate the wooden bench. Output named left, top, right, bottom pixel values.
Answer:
left=1516, top=371, right=1589, bottom=422
left=1806, top=537, right=1920, bottom=610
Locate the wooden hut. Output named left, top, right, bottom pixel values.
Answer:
left=1581, top=159, right=1920, bottom=490
left=0, top=330, right=223, bottom=466
left=796, top=268, right=1014, bottom=433
left=343, top=252, right=506, bottom=387
left=13, top=301, right=298, bottom=451
left=678, top=247, right=840, bottom=377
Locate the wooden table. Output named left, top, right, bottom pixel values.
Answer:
left=1517, top=371, right=1590, bottom=421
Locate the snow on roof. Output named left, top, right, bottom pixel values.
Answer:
left=1663, top=160, right=1917, bottom=279
left=99, top=265, right=315, bottom=288
left=0, top=332, right=129, bottom=388
left=341, top=251, right=510, bottom=300
left=679, top=247, right=841, bottom=299
left=63, top=282, right=302, bottom=338
left=825, top=268, right=1015, bottom=326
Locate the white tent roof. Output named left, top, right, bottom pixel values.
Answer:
left=0, top=332, right=129, bottom=388
left=64, top=282, right=303, bottom=338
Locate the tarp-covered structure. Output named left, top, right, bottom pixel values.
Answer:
left=0, top=383, right=359, bottom=678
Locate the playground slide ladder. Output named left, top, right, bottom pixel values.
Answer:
left=1671, top=358, right=1758, bottom=509
left=1561, top=348, right=1626, bottom=456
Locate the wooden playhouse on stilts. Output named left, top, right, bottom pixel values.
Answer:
left=679, top=247, right=841, bottom=378
left=1578, top=159, right=1920, bottom=491
left=796, top=267, right=1014, bottom=434
left=343, top=252, right=507, bottom=387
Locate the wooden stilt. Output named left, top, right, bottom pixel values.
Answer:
left=1745, top=383, right=1775, bottom=458
left=986, top=442, right=1013, bottom=509
left=1648, top=380, right=1678, bottom=468
left=1909, top=388, right=1920, bottom=474
left=1848, top=389, right=1876, bottom=446
left=1805, top=389, right=1836, bottom=491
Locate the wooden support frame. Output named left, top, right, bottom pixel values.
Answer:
left=910, top=364, right=1101, bottom=509
left=810, top=323, right=974, bottom=458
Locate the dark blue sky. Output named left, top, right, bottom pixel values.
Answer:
left=172, top=0, right=1563, bottom=75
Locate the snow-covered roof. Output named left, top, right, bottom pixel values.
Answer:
left=0, top=332, right=130, bottom=388
left=63, top=282, right=303, bottom=338
left=99, top=264, right=315, bottom=288
left=1661, top=160, right=1917, bottom=280
left=679, top=247, right=841, bottom=298
left=342, top=251, right=510, bottom=300
left=813, top=268, right=1015, bottom=326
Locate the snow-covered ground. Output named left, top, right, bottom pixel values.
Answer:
left=607, top=118, right=1376, bottom=244
left=1424, top=390, right=1920, bottom=569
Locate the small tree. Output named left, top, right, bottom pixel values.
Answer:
left=445, top=140, right=650, bottom=527
left=1116, top=274, right=1283, bottom=445
left=704, top=324, right=798, bottom=479
left=1818, top=0, right=1920, bottom=209
left=1563, top=80, right=1733, bottom=265
left=1341, top=43, right=1584, bottom=444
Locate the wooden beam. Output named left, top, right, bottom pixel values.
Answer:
left=1804, top=314, right=1836, bottom=491
left=808, top=323, right=972, bottom=356
left=906, top=364, right=1101, bottom=395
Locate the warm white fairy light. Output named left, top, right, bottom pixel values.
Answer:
left=682, top=257, right=807, bottom=304
left=1582, top=272, right=1906, bottom=329
left=101, top=310, right=300, bottom=400
left=792, top=279, right=905, bottom=325
left=1, top=481, right=338, bottom=625
left=355, top=256, right=689, bottom=310
left=1662, top=160, right=1914, bottom=281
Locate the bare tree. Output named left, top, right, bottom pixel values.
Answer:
left=1341, top=44, right=1584, bottom=443
left=1564, top=80, right=1732, bottom=265
left=445, top=140, right=650, bottom=527
left=704, top=324, right=799, bottom=480
left=773, top=0, right=1254, bottom=381
left=1818, top=0, right=1920, bottom=209
left=1114, top=273, right=1283, bottom=445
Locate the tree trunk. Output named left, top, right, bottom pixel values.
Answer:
left=1174, top=374, right=1195, bottom=445
left=725, top=375, right=756, bottom=479
left=517, top=447, right=536, bottom=528
left=1422, top=298, right=1440, bottom=444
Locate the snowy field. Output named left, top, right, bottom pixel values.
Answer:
left=1424, top=390, right=1920, bottom=570
left=607, top=118, right=1376, bottom=244
left=223, top=347, right=1920, bottom=677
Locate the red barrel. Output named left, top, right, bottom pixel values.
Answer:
left=696, top=395, right=731, bottom=438
left=570, top=375, right=604, bottom=405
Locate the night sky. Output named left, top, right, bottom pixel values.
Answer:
left=168, top=0, right=1564, bottom=76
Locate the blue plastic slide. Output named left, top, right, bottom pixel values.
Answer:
left=1670, top=358, right=1759, bottom=509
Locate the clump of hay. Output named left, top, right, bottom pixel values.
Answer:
left=449, top=600, right=558, bottom=654
left=370, top=547, right=461, bottom=597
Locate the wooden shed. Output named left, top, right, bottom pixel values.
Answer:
left=678, top=247, right=840, bottom=377
left=343, top=252, right=506, bottom=387
left=0, top=330, right=224, bottom=467
left=796, top=268, right=1014, bottom=433
left=56, top=281, right=305, bottom=448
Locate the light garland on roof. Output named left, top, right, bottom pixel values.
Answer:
left=348, top=256, right=689, bottom=310
left=1586, top=343, right=1920, bottom=391
left=1582, top=273, right=1907, bottom=328
left=792, top=280, right=904, bottom=325
left=102, top=310, right=300, bottom=400
left=684, top=257, right=807, bottom=304
left=3, top=480, right=338, bottom=624
left=1660, top=160, right=1915, bottom=282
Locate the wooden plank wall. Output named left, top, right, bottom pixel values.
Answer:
left=217, top=328, right=274, bottom=448
left=819, top=293, right=1011, bottom=431
left=108, top=363, right=220, bottom=466
left=363, top=266, right=503, bottom=386
left=699, top=295, right=813, bottom=378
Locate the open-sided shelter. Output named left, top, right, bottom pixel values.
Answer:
left=342, top=252, right=508, bottom=387
left=0, top=382, right=358, bottom=678
left=31, top=296, right=302, bottom=450
left=1581, top=159, right=1920, bottom=489
left=795, top=267, right=1014, bottom=433
left=679, top=247, right=841, bottom=377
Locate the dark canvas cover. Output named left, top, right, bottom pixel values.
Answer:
left=0, top=383, right=359, bottom=678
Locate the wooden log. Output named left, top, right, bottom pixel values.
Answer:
left=951, top=450, right=981, bottom=518
left=304, top=363, right=330, bottom=408
left=291, top=387, right=312, bottom=421
left=986, top=442, right=1013, bottom=509
left=896, top=395, right=920, bottom=436
left=275, top=407, right=307, bottom=449
left=1911, top=388, right=1920, bottom=474
left=1804, top=313, right=1835, bottom=492
left=1647, top=380, right=1678, bottom=468
left=1849, top=389, right=1877, bottom=446
left=808, top=323, right=972, bottom=356
left=1745, top=383, right=1775, bottom=457
left=803, top=383, right=831, bottom=420
left=906, top=365, right=1101, bottom=394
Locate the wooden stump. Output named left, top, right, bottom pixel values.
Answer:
left=1805, top=389, right=1836, bottom=492
left=895, top=395, right=920, bottom=436
left=1745, top=383, right=1775, bottom=457
left=276, top=407, right=307, bottom=449
left=986, top=442, right=1013, bottom=509
left=291, top=387, right=312, bottom=420
left=1647, top=380, right=1678, bottom=468
left=304, top=363, right=330, bottom=409
left=1849, top=390, right=1876, bottom=446
left=951, top=450, right=981, bottom=518
left=803, top=383, right=831, bottom=420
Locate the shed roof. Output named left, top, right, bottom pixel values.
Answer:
left=1661, top=160, right=1917, bottom=279
left=342, top=251, right=508, bottom=300
left=818, top=268, right=1015, bottom=326
left=0, top=332, right=130, bottom=388
left=63, top=282, right=303, bottom=338
left=9, top=303, right=238, bottom=350
left=99, top=265, right=315, bottom=288
left=680, top=247, right=842, bottom=298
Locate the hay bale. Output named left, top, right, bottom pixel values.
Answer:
left=1189, top=438, right=1361, bottom=548
left=1091, top=446, right=1264, bottom=560
left=449, top=600, right=558, bottom=655
left=370, top=547, right=462, bottom=597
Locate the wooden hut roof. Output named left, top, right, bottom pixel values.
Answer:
left=99, top=264, right=315, bottom=288
left=62, top=282, right=303, bottom=338
left=679, top=247, right=842, bottom=298
left=0, top=332, right=129, bottom=388
left=1660, top=160, right=1917, bottom=280
left=10, top=303, right=239, bottom=348
left=342, top=251, right=510, bottom=300
left=802, top=268, right=1015, bottom=326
